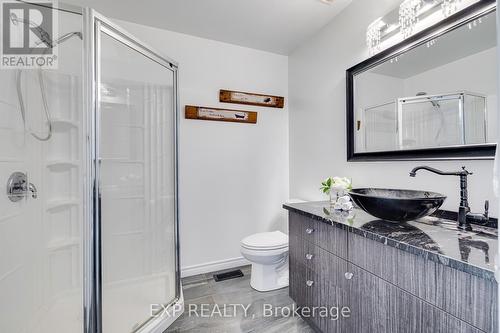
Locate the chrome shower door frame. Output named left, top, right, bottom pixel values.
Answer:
left=83, top=8, right=181, bottom=333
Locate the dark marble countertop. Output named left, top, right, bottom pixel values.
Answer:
left=284, top=201, right=498, bottom=281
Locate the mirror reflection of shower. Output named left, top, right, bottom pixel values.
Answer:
left=416, top=91, right=446, bottom=142
left=11, top=12, right=82, bottom=141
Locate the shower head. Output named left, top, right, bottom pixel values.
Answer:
left=11, top=15, right=82, bottom=142
left=416, top=92, right=440, bottom=108
left=9, top=12, right=82, bottom=48
left=9, top=12, right=53, bottom=48
left=9, top=13, right=18, bottom=25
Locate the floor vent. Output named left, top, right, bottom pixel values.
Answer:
left=213, top=269, right=244, bottom=282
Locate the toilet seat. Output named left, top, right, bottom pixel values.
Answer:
left=241, top=243, right=288, bottom=251
left=241, top=231, right=288, bottom=250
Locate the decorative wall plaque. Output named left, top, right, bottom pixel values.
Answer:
left=185, top=105, right=257, bottom=124
left=219, top=89, right=284, bottom=108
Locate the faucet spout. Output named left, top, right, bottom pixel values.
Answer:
left=409, top=165, right=472, bottom=177
left=409, top=166, right=473, bottom=231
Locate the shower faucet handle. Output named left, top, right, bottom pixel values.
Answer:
left=6, top=172, right=38, bottom=202
left=28, top=182, right=37, bottom=199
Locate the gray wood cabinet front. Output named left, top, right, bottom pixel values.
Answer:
left=288, top=212, right=495, bottom=333
left=348, top=232, right=497, bottom=332
left=347, top=263, right=483, bottom=333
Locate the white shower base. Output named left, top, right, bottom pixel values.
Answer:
left=26, top=278, right=183, bottom=333
left=137, top=289, right=184, bottom=333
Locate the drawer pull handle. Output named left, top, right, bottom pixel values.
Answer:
left=305, top=254, right=314, bottom=260
left=305, top=228, right=314, bottom=234
left=345, top=272, right=353, bottom=280
left=306, top=280, right=314, bottom=287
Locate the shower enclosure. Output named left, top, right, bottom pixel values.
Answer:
left=0, top=3, right=181, bottom=333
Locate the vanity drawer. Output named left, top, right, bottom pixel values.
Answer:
left=290, top=234, right=348, bottom=289
left=348, top=232, right=497, bottom=332
left=289, top=261, right=351, bottom=333
left=289, top=212, right=347, bottom=258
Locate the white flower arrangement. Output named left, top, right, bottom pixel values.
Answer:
left=320, top=176, right=353, bottom=211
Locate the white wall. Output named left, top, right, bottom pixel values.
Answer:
left=116, top=20, right=289, bottom=276
left=289, top=0, right=497, bottom=216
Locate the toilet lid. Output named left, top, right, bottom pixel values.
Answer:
left=241, top=231, right=288, bottom=250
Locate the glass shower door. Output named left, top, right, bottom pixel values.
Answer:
left=92, top=18, right=179, bottom=333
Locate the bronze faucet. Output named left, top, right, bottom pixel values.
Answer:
left=409, top=166, right=489, bottom=231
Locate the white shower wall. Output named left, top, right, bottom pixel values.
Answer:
left=0, top=9, right=84, bottom=333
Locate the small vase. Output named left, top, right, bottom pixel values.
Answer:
left=329, top=192, right=338, bottom=207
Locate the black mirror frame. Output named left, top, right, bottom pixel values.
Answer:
left=346, top=0, right=497, bottom=162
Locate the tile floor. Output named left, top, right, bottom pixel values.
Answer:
left=166, top=265, right=314, bottom=333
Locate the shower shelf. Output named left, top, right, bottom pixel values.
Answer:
left=47, top=238, right=80, bottom=250
left=51, top=119, right=79, bottom=129
left=46, top=160, right=80, bottom=169
left=0, top=212, right=22, bottom=223
left=111, top=230, right=144, bottom=237
left=107, top=195, right=145, bottom=200
left=113, top=124, right=145, bottom=129
left=0, top=265, right=22, bottom=282
left=101, top=100, right=136, bottom=107
left=99, top=158, right=144, bottom=164
left=0, top=126, right=21, bottom=130
left=46, top=199, right=80, bottom=211
left=0, top=158, right=23, bottom=163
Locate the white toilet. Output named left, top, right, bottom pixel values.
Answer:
left=240, top=230, right=289, bottom=292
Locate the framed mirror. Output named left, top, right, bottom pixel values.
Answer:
left=347, top=0, right=497, bottom=161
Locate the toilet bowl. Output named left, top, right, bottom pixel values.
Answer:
left=240, top=231, right=289, bottom=292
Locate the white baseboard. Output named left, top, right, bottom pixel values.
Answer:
left=181, top=257, right=250, bottom=278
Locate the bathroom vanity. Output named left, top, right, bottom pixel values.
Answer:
left=284, top=201, right=498, bottom=333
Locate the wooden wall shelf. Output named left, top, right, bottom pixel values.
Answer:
left=185, top=105, right=257, bottom=124
left=219, top=89, right=284, bottom=108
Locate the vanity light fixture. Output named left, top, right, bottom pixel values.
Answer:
left=468, top=17, right=483, bottom=29
left=390, top=56, right=399, bottom=63
left=366, top=0, right=479, bottom=55
left=442, top=0, right=462, bottom=17
left=366, top=18, right=386, bottom=55
left=385, top=23, right=399, bottom=34
left=399, top=0, right=424, bottom=38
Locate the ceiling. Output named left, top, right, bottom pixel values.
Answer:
left=63, top=0, right=352, bottom=55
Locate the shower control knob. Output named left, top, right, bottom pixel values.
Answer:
left=306, top=280, right=314, bottom=287
left=345, top=272, right=354, bottom=280
left=305, top=254, right=314, bottom=260
left=7, top=172, right=37, bottom=202
left=28, top=182, right=37, bottom=199
left=305, top=228, right=314, bottom=234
